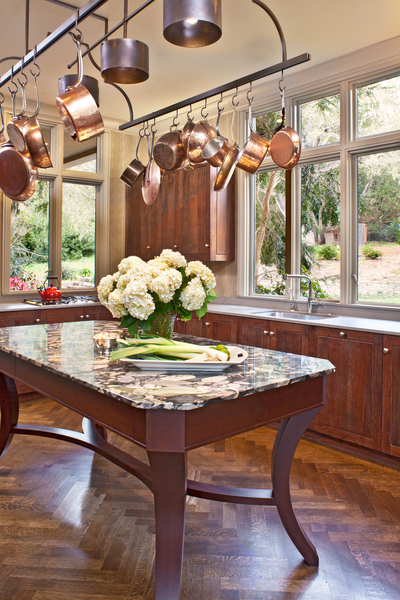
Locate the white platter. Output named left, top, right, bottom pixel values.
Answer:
left=120, top=346, right=248, bottom=371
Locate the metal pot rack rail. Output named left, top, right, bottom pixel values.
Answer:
left=0, top=0, right=310, bottom=130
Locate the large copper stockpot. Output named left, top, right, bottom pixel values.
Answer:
left=56, top=32, right=104, bottom=143
left=0, top=142, right=38, bottom=202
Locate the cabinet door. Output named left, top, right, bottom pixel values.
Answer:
left=382, top=335, right=400, bottom=456
left=202, top=313, right=237, bottom=344
left=237, top=317, right=270, bottom=349
left=0, top=311, right=40, bottom=327
left=270, top=321, right=308, bottom=355
left=180, top=164, right=210, bottom=261
left=308, top=326, right=382, bottom=450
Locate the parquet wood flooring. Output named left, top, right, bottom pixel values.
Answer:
left=1, top=397, right=400, bottom=599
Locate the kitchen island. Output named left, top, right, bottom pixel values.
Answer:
left=0, top=321, right=334, bottom=600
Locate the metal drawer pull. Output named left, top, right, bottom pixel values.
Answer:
left=205, top=244, right=209, bottom=247
left=263, top=330, right=268, bottom=335
left=80, top=315, right=84, bottom=319
left=174, top=245, right=178, bottom=248
left=35, top=318, right=40, bottom=322
left=147, top=245, right=151, bottom=249
left=205, top=322, right=210, bottom=326
left=85, top=315, right=90, bottom=318
left=339, top=331, right=345, bottom=337
left=269, top=331, right=274, bottom=336
left=383, top=348, right=389, bottom=354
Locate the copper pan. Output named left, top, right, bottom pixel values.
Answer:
left=269, top=86, right=301, bottom=170
left=202, top=101, right=229, bottom=168
left=180, top=114, right=195, bottom=152
left=56, top=31, right=104, bottom=143
left=142, top=130, right=163, bottom=205
left=7, top=67, right=29, bottom=153
left=214, top=102, right=240, bottom=191
left=187, top=106, right=217, bottom=163
left=153, top=125, right=186, bottom=172
left=0, top=142, right=38, bottom=202
left=14, top=59, right=52, bottom=169
left=121, top=128, right=146, bottom=186
left=236, top=94, right=269, bottom=174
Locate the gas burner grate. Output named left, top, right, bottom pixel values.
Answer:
left=23, top=295, right=99, bottom=306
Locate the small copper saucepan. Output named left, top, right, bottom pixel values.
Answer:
left=187, top=102, right=217, bottom=164
left=8, top=54, right=53, bottom=169
left=236, top=92, right=269, bottom=174
left=202, top=99, right=230, bottom=168
left=153, top=124, right=187, bottom=172
left=269, top=86, right=301, bottom=170
left=214, top=104, right=240, bottom=192
left=56, top=30, right=104, bottom=143
left=180, top=112, right=196, bottom=152
left=121, top=127, right=146, bottom=186
left=142, top=129, right=163, bottom=206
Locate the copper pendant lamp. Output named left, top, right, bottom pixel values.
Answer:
left=100, top=0, right=149, bottom=84
left=163, top=0, right=222, bottom=48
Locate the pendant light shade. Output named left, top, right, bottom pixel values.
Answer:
left=100, top=39, right=149, bottom=84
left=163, top=0, right=222, bottom=48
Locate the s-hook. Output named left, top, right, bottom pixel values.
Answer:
left=201, top=98, right=208, bottom=119
left=187, top=104, right=193, bottom=122
left=217, top=92, right=224, bottom=113
left=172, top=110, right=179, bottom=129
left=151, top=118, right=157, bottom=135
left=232, top=87, right=239, bottom=108
left=29, top=45, right=40, bottom=78
left=247, top=81, right=254, bottom=104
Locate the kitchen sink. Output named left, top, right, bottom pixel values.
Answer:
left=249, top=311, right=335, bottom=321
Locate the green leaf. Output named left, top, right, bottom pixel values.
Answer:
left=205, top=289, right=218, bottom=302
left=120, top=314, right=135, bottom=329
left=127, top=321, right=138, bottom=337
left=195, top=303, right=208, bottom=319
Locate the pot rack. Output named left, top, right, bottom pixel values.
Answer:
left=0, top=0, right=310, bottom=130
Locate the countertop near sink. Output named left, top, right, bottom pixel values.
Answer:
left=207, top=303, right=400, bottom=336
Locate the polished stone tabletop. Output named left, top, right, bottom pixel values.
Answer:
left=0, top=321, right=335, bottom=410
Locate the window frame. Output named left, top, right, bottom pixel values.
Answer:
left=1, top=118, right=110, bottom=298
left=240, top=67, right=400, bottom=312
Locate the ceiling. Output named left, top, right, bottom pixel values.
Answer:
left=0, top=0, right=399, bottom=132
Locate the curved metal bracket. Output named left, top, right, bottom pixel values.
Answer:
left=251, top=0, right=287, bottom=63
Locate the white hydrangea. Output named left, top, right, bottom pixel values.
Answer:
left=149, top=268, right=182, bottom=303
left=123, top=292, right=155, bottom=321
left=159, top=249, right=187, bottom=269
left=185, top=261, right=216, bottom=292
left=97, top=274, right=115, bottom=304
left=147, top=257, right=170, bottom=278
left=121, top=278, right=149, bottom=300
left=107, top=289, right=128, bottom=318
left=118, top=255, right=147, bottom=275
left=179, top=277, right=206, bottom=311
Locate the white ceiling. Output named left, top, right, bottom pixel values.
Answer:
left=1, top=0, right=400, bottom=131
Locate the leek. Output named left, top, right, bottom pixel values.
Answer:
left=110, top=336, right=229, bottom=362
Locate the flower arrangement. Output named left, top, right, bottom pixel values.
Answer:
left=97, top=249, right=217, bottom=337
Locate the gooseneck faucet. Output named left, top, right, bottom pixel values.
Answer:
left=284, top=273, right=313, bottom=313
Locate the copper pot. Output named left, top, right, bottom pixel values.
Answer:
left=270, top=125, right=301, bottom=170
left=0, top=142, right=38, bottom=201
left=58, top=74, right=100, bottom=107
left=236, top=97, right=269, bottom=174
left=181, top=116, right=195, bottom=152
left=101, top=38, right=149, bottom=85
left=142, top=131, right=163, bottom=205
left=56, top=33, right=104, bottom=143
left=214, top=142, right=239, bottom=192
left=202, top=105, right=229, bottom=168
left=121, top=131, right=146, bottom=186
left=187, top=120, right=217, bottom=164
left=153, top=128, right=187, bottom=172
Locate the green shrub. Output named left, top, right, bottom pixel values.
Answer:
left=315, top=244, right=340, bottom=260
left=61, top=265, right=78, bottom=280
left=362, top=245, right=382, bottom=259
left=79, top=267, right=92, bottom=277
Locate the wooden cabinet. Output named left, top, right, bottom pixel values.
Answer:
left=126, top=162, right=235, bottom=261
left=176, top=313, right=237, bottom=344
left=308, top=326, right=383, bottom=451
left=382, top=335, right=400, bottom=457
left=237, top=317, right=308, bottom=355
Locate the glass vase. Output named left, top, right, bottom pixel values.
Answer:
left=148, top=312, right=177, bottom=339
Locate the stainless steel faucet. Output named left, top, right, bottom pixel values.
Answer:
left=284, top=273, right=314, bottom=313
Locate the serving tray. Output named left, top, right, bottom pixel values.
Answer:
left=121, top=346, right=248, bottom=371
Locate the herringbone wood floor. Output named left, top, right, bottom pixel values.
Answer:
left=0, top=397, right=400, bottom=600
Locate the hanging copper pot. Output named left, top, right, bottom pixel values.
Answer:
left=121, top=128, right=146, bottom=186
left=0, top=142, right=38, bottom=202
left=142, top=130, right=163, bottom=205
left=236, top=92, right=269, bottom=174
left=202, top=100, right=230, bottom=168
left=58, top=74, right=99, bottom=107
left=269, top=85, right=301, bottom=170
left=56, top=31, right=104, bottom=143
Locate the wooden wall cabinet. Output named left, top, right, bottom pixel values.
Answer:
left=382, top=334, right=400, bottom=457
left=126, top=162, right=235, bottom=261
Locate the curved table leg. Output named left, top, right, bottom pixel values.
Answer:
left=271, top=407, right=322, bottom=566
left=0, top=373, right=19, bottom=458
left=82, top=418, right=108, bottom=442
left=147, top=450, right=187, bottom=600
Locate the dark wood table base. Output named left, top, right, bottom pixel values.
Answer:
left=0, top=370, right=325, bottom=600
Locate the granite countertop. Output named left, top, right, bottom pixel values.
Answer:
left=0, top=320, right=334, bottom=411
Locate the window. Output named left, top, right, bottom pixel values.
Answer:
left=3, top=119, right=107, bottom=296
left=246, top=70, right=400, bottom=310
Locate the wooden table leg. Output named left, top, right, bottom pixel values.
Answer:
left=0, top=373, right=19, bottom=458
left=147, top=450, right=187, bottom=600
left=271, top=406, right=322, bottom=566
